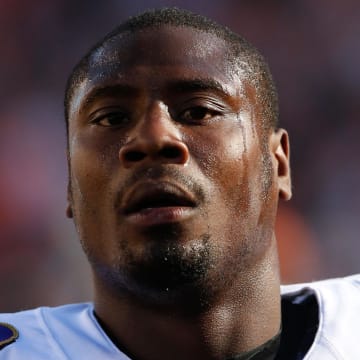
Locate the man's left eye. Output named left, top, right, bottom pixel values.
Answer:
left=178, top=106, right=217, bottom=123
left=93, top=112, right=130, bottom=127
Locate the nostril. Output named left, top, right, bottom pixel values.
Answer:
left=125, top=151, right=146, bottom=162
left=160, top=146, right=182, bottom=159
left=120, top=142, right=189, bottom=167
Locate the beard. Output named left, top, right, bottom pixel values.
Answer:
left=89, top=223, right=216, bottom=313
left=123, top=227, right=210, bottom=290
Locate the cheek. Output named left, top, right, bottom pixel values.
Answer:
left=187, top=123, right=272, bottom=262
left=69, top=130, right=124, bottom=189
left=68, top=131, right=126, bottom=233
left=68, top=133, right=125, bottom=260
left=186, top=121, right=261, bottom=207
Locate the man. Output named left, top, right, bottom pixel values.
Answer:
left=0, top=8, right=359, bottom=360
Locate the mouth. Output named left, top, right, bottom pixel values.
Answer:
left=124, top=191, right=196, bottom=215
left=122, top=182, right=197, bottom=226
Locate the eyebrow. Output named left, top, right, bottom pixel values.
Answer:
left=79, top=77, right=232, bottom=113
left=79, top=84, right=138, bottom=113
left=167, top=78, right=232, bottom=98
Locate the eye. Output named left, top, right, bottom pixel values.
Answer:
left=92, top=111, right=130, bottom=127
left=178, top=106, right=218, bottom=123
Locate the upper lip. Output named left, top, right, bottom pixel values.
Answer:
left=121, top=181, right=197, bottom=215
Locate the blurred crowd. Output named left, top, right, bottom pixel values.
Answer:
left=1, top=0, right=359, bottom=311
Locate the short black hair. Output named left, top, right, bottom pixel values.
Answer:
left=64, top=7, right=279, bottom=134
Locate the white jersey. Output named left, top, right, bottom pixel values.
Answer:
left=281, top=274, right=360, bottom=359
left=0, top=274, right=359, bottom=359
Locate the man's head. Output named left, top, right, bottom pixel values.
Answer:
left=65, top=8, right=291, bottom=309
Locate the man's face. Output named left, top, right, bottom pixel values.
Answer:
left=67, top=26, right=289, bottom=304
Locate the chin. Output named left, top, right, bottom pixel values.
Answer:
left=94, top=232, right=218, bottom=311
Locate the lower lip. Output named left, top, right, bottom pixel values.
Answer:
left=125, top=207, right=194, bottom=226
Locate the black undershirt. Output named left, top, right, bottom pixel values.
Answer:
left=276, top=288, right=319, bottom=359
left=227, top=288, right=319, bottom=360
left=226, top=331, right=281, bottom=360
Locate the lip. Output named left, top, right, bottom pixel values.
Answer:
left=125, top=206, right=196, bottom=226
left=121, top=181, right=197, bottom=226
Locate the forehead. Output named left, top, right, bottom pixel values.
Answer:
left=91, top=26, right=236, bottom=77
left=69, top=26, right=247, bottom=117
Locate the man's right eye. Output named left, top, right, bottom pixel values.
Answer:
left=92, top=112, right=130, bottom=127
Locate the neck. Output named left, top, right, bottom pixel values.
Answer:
left=93, top=242, right=281, bottom=360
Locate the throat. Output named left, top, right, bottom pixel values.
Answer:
left=226, top=330, right=281, bottom=360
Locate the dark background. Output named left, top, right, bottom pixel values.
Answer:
left=1, top=0, right=359, bottom=311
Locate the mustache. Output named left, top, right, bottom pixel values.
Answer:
left=115, top=166, right=206, bottom=209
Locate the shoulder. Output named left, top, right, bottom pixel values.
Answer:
left=281, top=274, right=360, bottom=359
left=0, top=303, right=125, bottom=360
left=281, top=273, right=360, bottom=295
left=0, top=303, right=93, bottom=359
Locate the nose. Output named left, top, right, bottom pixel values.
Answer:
left=119, top=102, right=190, bottom=168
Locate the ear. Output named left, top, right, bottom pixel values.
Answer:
left=270, top=129, right=292, bottom=200
left=66, top=204, right=73, bottom=218
left=66, top=149, right=73, bottom=218
left=66, top=183, right=73, bottom=218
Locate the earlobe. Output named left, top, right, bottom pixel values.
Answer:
left=66, top=204, right=73, bottom=218
left=66, top=179, right=73, bottom=218
left=271, top=129, right=292, bottom=201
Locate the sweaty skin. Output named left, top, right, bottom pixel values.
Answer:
left=67, top=26, right=291, bottom=360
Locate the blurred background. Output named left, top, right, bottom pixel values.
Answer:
left=1, top=0, right=359, bottom=312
